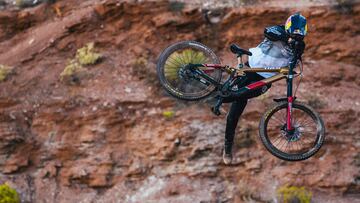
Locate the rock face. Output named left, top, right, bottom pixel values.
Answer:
left=0, top=0, right=359, bottom=202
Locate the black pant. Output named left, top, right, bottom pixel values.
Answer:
left=224, top=72, right=271, bottom=153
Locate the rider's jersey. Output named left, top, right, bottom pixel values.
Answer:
left=248, top=25, right=293, bottom=78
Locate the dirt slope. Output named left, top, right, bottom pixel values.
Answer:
left=0, top=0, right=359, bottom=202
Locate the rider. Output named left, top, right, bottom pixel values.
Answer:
left=222, top=13, right=307, bottom=165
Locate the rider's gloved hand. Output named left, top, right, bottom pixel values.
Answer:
left=288, top=37, right=305, bottom=57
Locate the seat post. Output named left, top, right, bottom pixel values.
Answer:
left=237, top=55, right=243, bottom=68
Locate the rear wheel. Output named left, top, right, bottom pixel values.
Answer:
left=157, top=41, right=222, bottom=101
left=259, top=101, right=325, bottom=161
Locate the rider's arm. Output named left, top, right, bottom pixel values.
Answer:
left=265, top=25, right=306, bottom=57
left=264, top=25, right=289, bottom=43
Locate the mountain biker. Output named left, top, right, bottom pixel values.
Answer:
left=223, top=13, right=307, bottom=165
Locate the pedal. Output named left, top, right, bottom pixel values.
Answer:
left=211, top=106, right=221, bottom=116
left=211, top=97, right=223, bottom=116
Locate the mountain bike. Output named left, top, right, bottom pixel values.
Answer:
left=156, top=40, right=325, bottom=161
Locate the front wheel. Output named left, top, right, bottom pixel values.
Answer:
left=259, top=101, right=325, bottom=161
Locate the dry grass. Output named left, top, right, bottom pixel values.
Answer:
left=0, top=65, right=13, bottom=82
left=277, top=185, right=312, bottom=203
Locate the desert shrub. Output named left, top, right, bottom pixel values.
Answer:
left=277, top=185, right=312, bottom=203
left=15, top=0, right=38, bottom=7
left=15, top=0, right=55, bottom=7
left=15, top=0, right=27, bottom=7
left=354, top=152, right=360, bottom=167
left=235, top=125, right=254, bottom=148
left=131, top=57, right=160, bottom=87
left=60, top=43, right=102, bottom=83
left=0, top=65, right=12, bottom=82
left=0, top=183, right=20, bottom=203
left=307, top=95, right=327, bottom=109
left=75, top=42, right=102, bottom=66
left=334, top=0, right=354, bottom=13
left=168, top=1, right=185, bottom=12
left=131, top=57, right=148, bottom=80
left=162, top=110, right=175, bottom=119
left=60, top=60, right=83, bottom=81
left=257, top=91, right=272, bottom=106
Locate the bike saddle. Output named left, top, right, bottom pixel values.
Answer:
left=230, top=44, right=252, bottom=56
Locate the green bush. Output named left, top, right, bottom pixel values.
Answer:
left=277, top=185, right=312, bottom=203
left=76, top=43, right=102, bottom=66
left=0, top=184, right=20, bottom=203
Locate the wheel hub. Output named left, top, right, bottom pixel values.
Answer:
left=280, top=124, right=302, bottom=142
left=178, top=65, right=194, bottom=82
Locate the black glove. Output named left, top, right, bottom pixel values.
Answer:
left=289, top=38, right=305, bottom=57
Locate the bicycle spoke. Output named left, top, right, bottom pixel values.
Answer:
left=269, top=114, right=284, bottom=124
left=189, top=49, right=194, bottom=64
left=166, top=56, right=182, bottom=67
left=300, top=134, right=314, bottom=145
left=184, top=49, right=191, bottom=64
left=300, top=129, right=317, bottom=134
left=296, top=113, right=314, bottom=127
left=193, top=51, right=207, bottom=64
left=300, top=136, right=312, bottom=148
left=295, top=140, right=302, bottom=152
left=298, top=117, right=315, bottom=127
left=269, top=116, right=285, bottom=126
left=272, top=134, right=284, bottom=144
left=279, top=139, right=288, bottom=150
left=168, top=52, right=184, bottom=67
left=299, top=138, right=308, bottom=146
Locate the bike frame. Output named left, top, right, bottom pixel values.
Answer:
left=188, top=57, right=298, bottom=131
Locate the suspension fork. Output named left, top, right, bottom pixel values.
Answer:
left=286, top=59, right=296, bottom=131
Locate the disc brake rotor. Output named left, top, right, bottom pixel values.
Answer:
left=280, top=124, right=302, bottom=142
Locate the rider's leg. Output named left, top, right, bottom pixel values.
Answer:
left=222, top=72, right=268, bottom=164
left=223, top=98, right=248, bottom=164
